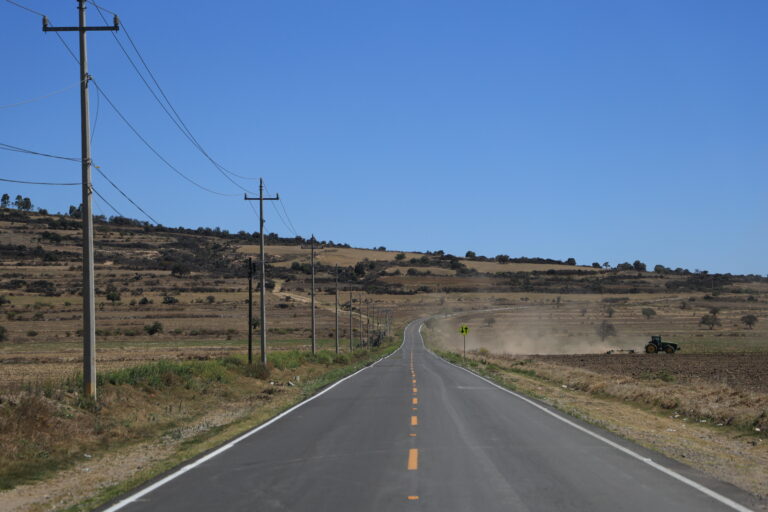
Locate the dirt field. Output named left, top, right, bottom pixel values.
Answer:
left=530, top=353, right=768, bottom=393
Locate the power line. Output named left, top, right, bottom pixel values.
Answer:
left=0, top=177, right=78, bottom=186
left=92, top=186, right=124, bottom=217
left=4, top=0, right=44, bottom=17
left=0, top=142, right=81, bottom=162
left=91, top=83, right=101, bottom=143
left=53, top=31, right=80, bottom=64
left=90, top=0, right=259, bottom=189
left=92, top=163, right=159, bottom=224
left=90, top=79, right=238, bottom=197
left=0, top=79, right=82, bottom=109
left=264, top=182, right=300, bottom=236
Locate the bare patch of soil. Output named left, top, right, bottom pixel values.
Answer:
left=533, top=353, right=768, bottom=393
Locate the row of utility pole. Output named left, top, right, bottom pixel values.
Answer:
left=245, top=227, right=392, bottom=364
left=43, top=0, right=393, bottom=399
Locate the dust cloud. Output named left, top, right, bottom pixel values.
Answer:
left=427, top=309, right=644, bottom=355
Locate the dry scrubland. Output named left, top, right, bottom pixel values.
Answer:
left=1, top=208, right=767, bottom=509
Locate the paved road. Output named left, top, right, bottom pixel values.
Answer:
left=105, top=320, right=757, bottom=512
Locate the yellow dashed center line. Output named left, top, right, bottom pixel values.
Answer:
left=408, top=496, right=419, bottom=500
left=411, top=415, right=418, bottom=426
left=412, top=387, right=418, bottom=393
left=407, top=448, right=419, bottom=470
left=412, top=397, right=418, bottom=405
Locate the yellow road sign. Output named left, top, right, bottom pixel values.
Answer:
left=459, top=324, right=469, bottom=335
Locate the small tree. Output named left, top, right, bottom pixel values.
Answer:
left=591, top=262, right=601, bottom=269
left=395, top=252, right=406, bottom=261
left=105, top=284, right=121, bottom=305
left=699, top=314, right=721, bottom=330
left=641, top=308, right=656, bottom=320
left=565, top=257, right=576, bottom=265
left=741, top=314, right=758, bottom=329
left=21, top=197, right=32, bottom=211
left=14, top=195, right=23, bottom=209
left=465, top=250, right=476, bottom=259
left=0, top=325, right=7, bottom=342
left=0, top=194, right=9, bottom=208
left=633, top=260, right=647, bottom=272
left=144, top=321, right=163, bottom=335
left=605, top=306, right=615, bottom=318
left=709, top=307, right=721, bottom=318
left=171, top=263, right=190, bottom=278
left=596, top=321, right=617, bottom=341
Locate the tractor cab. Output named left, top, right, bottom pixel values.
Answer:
left=645, top=335, right=679, bottom=354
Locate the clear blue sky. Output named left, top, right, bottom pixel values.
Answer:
left=2, top=0, right=766, bottom=275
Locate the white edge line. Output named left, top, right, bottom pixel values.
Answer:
left=102, top=338, right=407, bottom=512
left=416, top=321, right=753, bottom=512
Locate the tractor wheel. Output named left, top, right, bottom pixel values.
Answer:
left=645, top=344, right=657, bottom=354
left=664, top=345, right=675, bottom=354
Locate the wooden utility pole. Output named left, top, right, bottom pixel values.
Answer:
left=311, top=235, right=316, bottom=354
left=359, top=294, right=364, bottom=347
left=348, top=287, right=353, bottom=351
left=43, top=1, right=119, bottom=399
left=334, top=266, right=339, bottom=354
left=244, top=179, right=279, bottom=364
left=247, top=257, right=254, bottom=364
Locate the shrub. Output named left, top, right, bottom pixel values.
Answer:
left=26, top=330, right=38, bottom=337
left=0, top=295, right=10, bottom=306
left=0, top=325, right=6, bottom=342
left=243, top=362, right=272, bottom=380
left=313, top=351, right=334, bottom=365
left=699, top=314, right=721, bottom=330
left=144, top=321, right=163, bottom=335
left=162, top=295, right=179, bottom=305
left=641, top=308, right=656, bottom=320
left=138, top=297, right=152, bottom=305
left=395, top=253, right=406, bottom=261
left=333, top=353, right=351, bottom=364
left=741, top=314, right=758, bottom=329
left=205, top=295, right=216, bottom=304
left=170, top=263, right=191, bottom=278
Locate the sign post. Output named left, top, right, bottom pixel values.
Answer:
left=459, top=324, right=469, bottom=359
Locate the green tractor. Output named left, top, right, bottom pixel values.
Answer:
left=645, top=335, right=680, bottom=354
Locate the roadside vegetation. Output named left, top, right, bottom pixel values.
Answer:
left=0, top=343, right=397, bottom=509
left=422, top=327, right=768, bottom=500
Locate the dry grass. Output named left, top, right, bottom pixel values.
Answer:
left=0, top=343, right=396, bottom=507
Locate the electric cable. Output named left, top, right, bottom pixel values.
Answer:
left=92, top=163, right=159, bottom=224
left=4, top=0, right=44, bottom=17
left=0, top=142, right=81, bottom=162
left=90, top=79, right=238, bottom=197
left=90, top=0, right=259, bottom=189
left=0, top=177, right=78, bottom=186
left=0, top=80, right=82, bottom=109
left=92, top=186, right=124, bottom=217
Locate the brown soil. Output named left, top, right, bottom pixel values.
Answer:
left=533, top=353, right=768, bottom=393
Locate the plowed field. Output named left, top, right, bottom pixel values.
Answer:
left=534, top=353, right=768, bottom=393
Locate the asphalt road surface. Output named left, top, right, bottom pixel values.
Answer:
left=104, top=320, right=758, bottom=512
